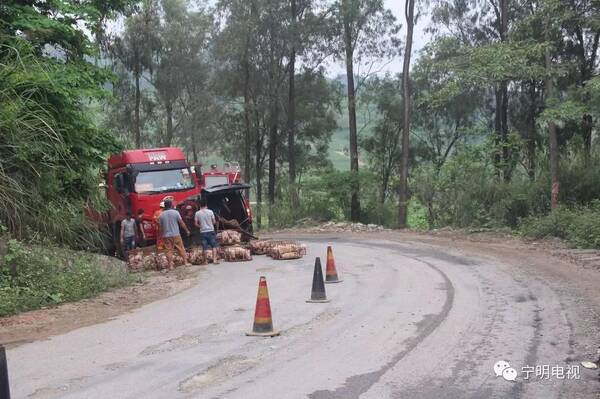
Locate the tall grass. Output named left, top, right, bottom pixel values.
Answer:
left=0, top=38, right=113, bottom=249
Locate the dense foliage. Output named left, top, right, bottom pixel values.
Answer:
left=0, top=240, right=134, bottom=317
left=0, top=1, right=126, bottom=246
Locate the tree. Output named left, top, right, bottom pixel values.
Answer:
left=429, top=0, right=518, bottom=181
left=111, top=0, right=161, bottom=147
left=360, top=77, right=402, bottom=205
left=154, top=0, right=213, bottom=147
left=288, top=0, right=299, bottom=208
left=398, top=0, right=415, bottom=228
left=0, top=0, right=128, bottom=244
left=332, top=0, right=400, bottom=222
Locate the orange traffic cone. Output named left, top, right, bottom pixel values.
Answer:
left=325, top=246, right=343, bottom=283
left=246, top=276, right=280, bottom=337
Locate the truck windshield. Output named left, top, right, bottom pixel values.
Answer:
left=134, top=168, right=194, bottom=194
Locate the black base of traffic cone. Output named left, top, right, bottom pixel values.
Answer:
left=306, top=257, right=330, bottom=303
left=0, top=345, right=10, bottom=399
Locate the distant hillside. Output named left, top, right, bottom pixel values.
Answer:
left=329, top=98, right=377, bottom=171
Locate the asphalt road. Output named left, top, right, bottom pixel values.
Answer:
left=7, top=236, right=600, bottom=398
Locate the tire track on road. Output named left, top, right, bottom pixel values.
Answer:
left=308, top=241, right=455, bottom=399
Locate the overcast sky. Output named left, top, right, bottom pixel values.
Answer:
left=108, top=0, right=431, bottom=77
left=326, top=0, right=430, bottom=77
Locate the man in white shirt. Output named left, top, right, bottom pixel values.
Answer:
left=194, top=197, right=220, bottom=264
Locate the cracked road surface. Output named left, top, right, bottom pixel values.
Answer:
left=7, top=235, right=600, bottom=398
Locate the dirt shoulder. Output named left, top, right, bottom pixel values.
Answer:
left=0, top=265, right=204, bottom=348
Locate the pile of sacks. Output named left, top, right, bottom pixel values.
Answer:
left=127, top=236, right=307, bottom=270
left=127, top=251, right=170, bottom=271
left=218, top=230, right=242, bottom=245
left=268, top=241, right=307, bottom=260
left=313, top=221, right=387, bottom=233
left=223, top=245, right=252, bottom=262
left=248, top=239, right=272, bottom=255
left=247, top=239, right=307, bottom=260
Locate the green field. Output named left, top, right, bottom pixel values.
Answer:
left=328, top=101, right=377, bottom=171
left=202, top=100, right=377, bottom=172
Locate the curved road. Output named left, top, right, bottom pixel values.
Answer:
left=7, top=236, right=600, bottom=398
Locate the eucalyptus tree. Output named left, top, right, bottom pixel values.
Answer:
left=154, top=0, right=213, bottom=147
left=429, top=0, right=518, bottom=181
left=330, top=0, right=400, bottom=222
left=111, top=0, right=161, bottom=147
left=398, top=0, right=416, bottom=227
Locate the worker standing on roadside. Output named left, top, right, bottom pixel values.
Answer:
left=120, top=211, right=137, bottom=259
left=135, top=208, right=146, bottom=247
left=158, top=199, right=191, bottom=271
left=153, top=200, right=166, bottom=250
left=194, top=197, right=220, bottom=264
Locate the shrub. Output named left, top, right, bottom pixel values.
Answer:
left=0, top=239, right=135, bottom=317
left=519, top=207, right=576, bottom=239
left=519, top=202, right=600, bottom=249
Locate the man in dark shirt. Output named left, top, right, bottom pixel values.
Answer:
left=135, top=208, right=146, bottom=247
left=158, top=200, right=191, bottom=270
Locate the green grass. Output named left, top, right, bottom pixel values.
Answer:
left=198, top=98, right=378, bottom=172
left=0, top=239, right=138, bottom=317
left=328, top=100, right=377, bottom=171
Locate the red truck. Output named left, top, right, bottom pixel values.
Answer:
left=102, top=147, right=252, bottom=255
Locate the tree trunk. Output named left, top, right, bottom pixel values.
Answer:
left=165, top=99, right=173, bottom=147
left=398, top=0, right=415, bottom=228
left=268, top=102, right=279, bottom=209
left=545, top=28, right=560, bottom=210
left=343, top=4, right=360, bottom=222
left=582, top=114, right=593, bottom=166
left=501, top=82, right=510, bottom=181
left=526, top=82, right=537, bottom=181
left=288, top=0, right=299, bottom=209
left=243, top=47, right=252, bottom=197
left=494, top=87, right=502, bottom=178
left=255, top=129, right=263, bottom=229
left=134, top=71, right=141, bottom=148
left=493, top=0, right=511, bottom=181
left=191, top=128, right=198, bottom=163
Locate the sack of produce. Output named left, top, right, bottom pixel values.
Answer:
left=223, top=245, right=252, bottom=262
left=270, top=242, right=305, bottom=260
left=156, top=253, right=169, bottom=270
left=189, top=247, right=206, bottom=265
left=142, top=253, right=158, bottom=270
left=248, top=239, right=272, bottom=255
left=218, top=230, right=242, bottom=245
left=127, top=251, right=144, bottom=270
left=173, top=253, right=186, bottom=266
